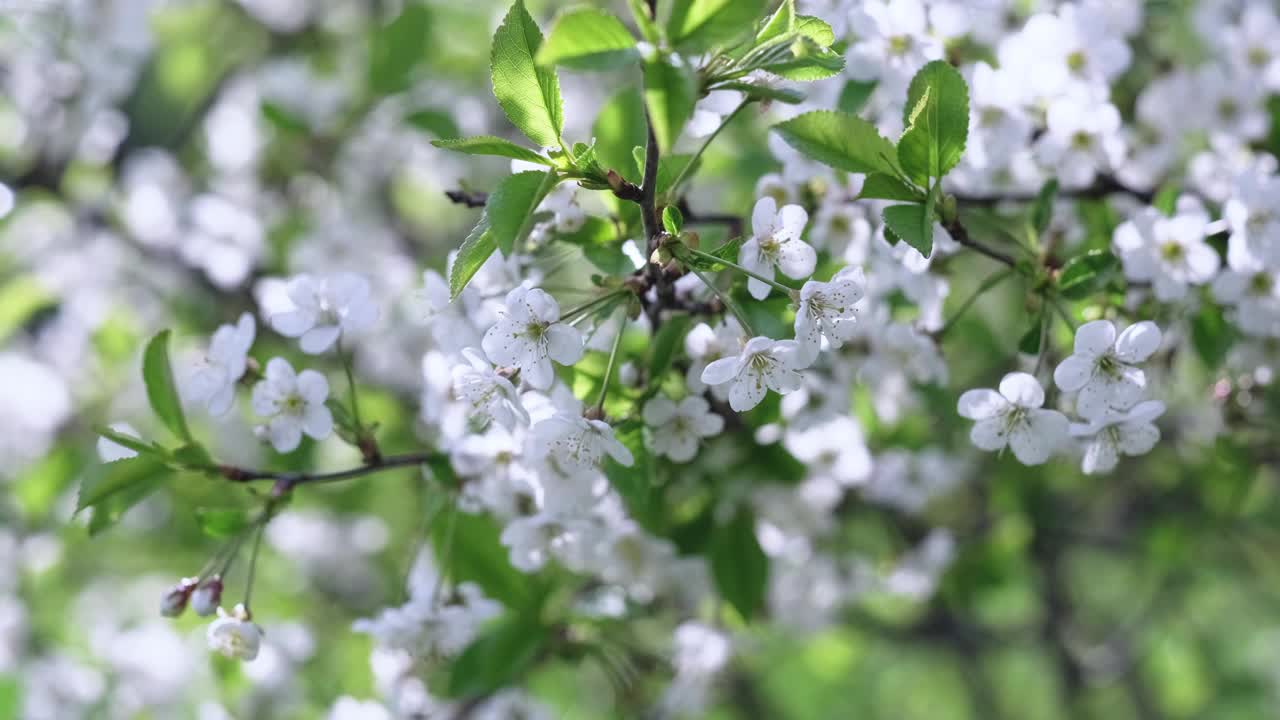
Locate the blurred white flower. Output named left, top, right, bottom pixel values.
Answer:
left=957, top=372, right=1069, bottom=465
left=206, top=604, right=261, bottom=661
left=642, top=395, right=723, bottom=463
left=271, top=273, right=379, bottom=354
left=452, top=347, right=529, bottom=430
left=251, top=358, right=333, bottom=453
left=1113, top=205, right=1220, bottom=301
left=187, top=312, right=255, bottom=416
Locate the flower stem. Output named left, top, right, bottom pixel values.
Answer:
left=596, top=302, right=630, bottom=412
left=241, top=512, right=268, bottom=610
left=562, top=289, right=627, bottom=323
left=337, top=339, right=363, bottom=429
left=681, top=247, right=797, bottom=298
left=689, top=266, right=756, bottom=336
left=667, top=99, right=751, bottom=198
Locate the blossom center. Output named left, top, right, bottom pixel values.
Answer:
left=1066, top=50, right=1087, bottom=73
left=1160, top=241, right=1184, bottom=262
left=1250, top=272, right=1273, bottom=296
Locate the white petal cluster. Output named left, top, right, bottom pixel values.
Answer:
left=958, top=372, right=1070, bottom=465
left=642, top=395, right=724, bottom=463
left=251, top=358, right=333, bottom=453
left=738, top=197, right=816, bottom=300
left=271, top=272, right=379, bottom=354
left=186, top=312, right=255, bottom=416
left=700, top=337, right=805, bottom=413
left=481, top=286, right=584, bottom=390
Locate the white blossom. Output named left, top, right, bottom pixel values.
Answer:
left=1069, top=400, right=1165, bottom=475
left=481, top=287, right=584, bottom=390
left=1113, top=206, right=1220, bottom=301
left=452, top=348, right=529, bottom=430
left=957, top=372, right=1069, bottom=465
left=206, top=604, right=262, bottom=661
left=642, top=395, right=724, bottom=463
left=794, top=266, right=866, bottom=366
left=700, top=336, right=805, bottom=412
left=187, top=312, right=255, bottom=416
left=1053, top=319, right=1162, bottom=419
left=526, top=413, right=633, bottom=478
left=251, top=358, right=333, bottom=453
left=738, top=197, right=815, bottom=300
left=271, top=272, right=379, bottom=354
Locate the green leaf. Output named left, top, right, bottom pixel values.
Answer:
left=649, top=314, right=692, bottom=380
left=1018, top=313, right=1045, bottom=354
left=708, top=506, right=768, bottom=619
left=260, top=101, right=309, bottom=134
left=593, top=88, right=648, bottom=183
left=667, top=0, right=765, bottom=52
left=446, top=613, right=547, bottom=698
left=431, top=136, right=552, bottom=165
left=449, top=219, right=497, bottom=299
left=756, top=0, right=795, bottom=43
left=1031, top=179, right=1059, bottom=235
left=485, top=170, right=559, bottom=255
left=196, top=508, right=250, bottom=539
left=896, top=60, right=969, bottom=186
left=757, top=35, right=844, bottom=81
left=404, top=108, right=460, bottom=139
left=1057, top=249, right=1118, bottom=300
left=837, top=79, right=877, bottom=114
left=644, top=54, right=698, bottom=153
left=771, top=110, right=899, bottom=176
left=0, top=275, right=55, bottom=345
left=860, top=173, right=924, bottom=202
left=142, top=330, right=192, bottom=443
left=882, top=203, right=934, bottom=257
left=433, top=507, right=532, bottom=608
left=713, top=81, right=805, bottom=104
left=794, top=15, right=835, bottom=45
left=1191, top=303, right=1235, bottom=369
left=604, top=423, right=664, bottom=533
left=663, top=205, right=684, bottom=235
left=77, top=455, right=167, bottom=516
left=536, top=6, right=637, bottom=70
left=627, top=0, right=660, bottom=43
left=94, top=426, right=164, bottom=459
left=369, top=3, right=431, bottom=95
left=491, top=0, right=564, bottom=147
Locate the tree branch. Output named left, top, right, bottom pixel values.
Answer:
left=952, top=174, right=1155, bottom=206
left=219, top=451, right=441, bottom=493
left=944, top=218, right=1019, bottom=268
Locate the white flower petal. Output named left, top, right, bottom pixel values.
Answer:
left=1081, top=438, right=1118, bottom=474
left=299, top=325, right=341, bottom=354
left=1073, top=319, right=1116, bottom=357
left=302, top=404, right=333, bottom=439
left=700, top=356, right=739, bottom=386
left=775, top=240, right=817, bottom=280
left=728, top=373, right=767, bottom=412
left=998, top=372, right=1044, bottom=408
left=544, top=323, right=584, bottom=365
left=1053, top=354, right=1094, bottom=393
left=1008, top=409, right=1067, bottom=465
left=1117, top=422, right=1159, bottom=455
left=642, top=397, right=677, bottom=426
left=268, top=416, right=303, bottom=453
left=1113, top=321, right=1162, bottom=363
left=270, top=309, right=316, bottom=337
left=969, top=417, right=1008, bottom=451
left=957, top=389, right=1006, bottom=420
left=296, top=370, right=329, bottom=404
left=751, top=196, right=778, bottom=238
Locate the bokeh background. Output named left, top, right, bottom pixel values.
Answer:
left=2, top=0, right=1280, bottom=719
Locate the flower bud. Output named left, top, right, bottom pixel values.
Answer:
left=207, top=603, right=262, bottom=662
left=160, top=577, right=198, bottom=618
left=191, top=576, right=223, bottom=617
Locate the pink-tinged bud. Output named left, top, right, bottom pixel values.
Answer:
left=160, top=577, right=198, bottom=618
left=191, top=576, right=223, bottom=617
